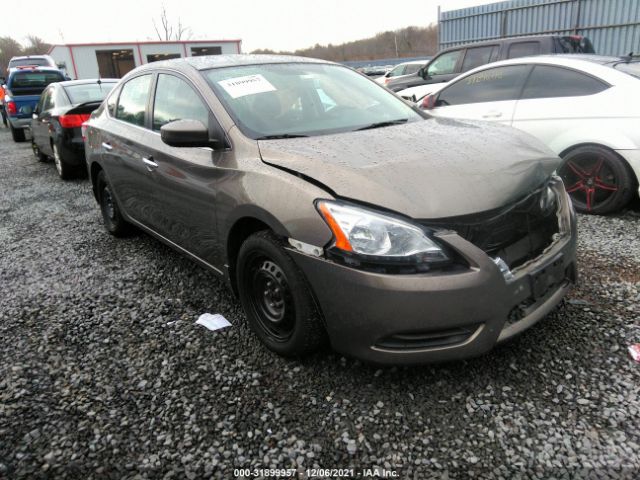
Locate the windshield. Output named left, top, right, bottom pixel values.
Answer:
left=65, top=82, right=116, bottom=104
left=9, top=71, right=65, bottom=95
left=613, top=62, right=640, bottom=79
left=203, top=63, right=422, bottom=138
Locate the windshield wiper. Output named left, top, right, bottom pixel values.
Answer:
left=256, top=134, right=309, bottom=140
left=355, top=118, right=409, bottom=131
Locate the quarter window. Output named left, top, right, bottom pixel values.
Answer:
left=461, top=46, right=497, bottom=72
left=152, top=74, right=210, bottom=131
left=521, top=65, right=609, bottom=99
left=427, top=50, right=462, bottom=76
left=508, top=41, right=541, bottom=59
left=115, top=75, right=152, bottom=127
left=437, top=65, right=531, bottom=106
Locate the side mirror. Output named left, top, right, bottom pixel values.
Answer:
left=32, top=113, right=38, bottom=119
left=160, top=119, right=218, bottom=148
left=420, top=67, right=431, bottom=80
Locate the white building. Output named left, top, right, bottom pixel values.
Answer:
left=48, top=39, right=242, bottom=79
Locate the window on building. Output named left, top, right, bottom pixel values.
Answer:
left=115, top=75, right=152, bottom=127
left=191, top=46, right=222, bottom=56
left=152, top=74, right=209, bottom=131
left=96, top=49, right=136, bottom=78
left=521, top=65, right=610, bottom=99
left=147, top=53, right=181, bottom=63
left=436, top=65, right=531, bottom=106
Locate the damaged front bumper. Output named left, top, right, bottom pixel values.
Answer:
left=289, top=180, right=577, bottom=365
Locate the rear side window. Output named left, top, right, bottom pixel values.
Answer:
left=152, top=74, right=209, bottom=131
left=427, top=50, right=462, bottom=76
left=508, top=42, right=541, bottom=59
left=521, top=65, right=609, bottom=99
left=116, top=75, right=152, bottom=127
left=437, top=65, right=531, bottom=106
left=461, top=46, right=497, bottom=72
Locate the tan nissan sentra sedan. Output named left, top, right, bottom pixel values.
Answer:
left=84, top=55, right=577, bottom=365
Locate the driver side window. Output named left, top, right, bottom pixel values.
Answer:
left=427, top=50, right=462, bottom=76
left=153, top=74, right=210, bottom=131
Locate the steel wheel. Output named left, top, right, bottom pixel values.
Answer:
left=559, top=146, right=635, bottom=214
left=96, top=170, right=131, bottom=237
left=246, top=256, right=296, bottom=342
left=236, top=230, right=326, bottom=357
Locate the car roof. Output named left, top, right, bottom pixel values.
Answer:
left=8, top=66, right=63, bottom=74
left=9, top=54, right=52, bottom=60
left=58, top=78, right=119, bottom=87
left=135, top=54, right=334, bottom=73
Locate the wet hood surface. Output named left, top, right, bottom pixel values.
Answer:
left=258, top=117, right=560, bottom=219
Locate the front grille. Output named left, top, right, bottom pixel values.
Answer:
left=423, top=186, right=560, bottom=269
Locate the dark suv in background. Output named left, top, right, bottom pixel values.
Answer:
left=387, top=34, right=595, bottom=92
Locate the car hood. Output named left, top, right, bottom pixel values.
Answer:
left=258, top=117, right=560, bottom=219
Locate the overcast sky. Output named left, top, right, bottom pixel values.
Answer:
left=5, top=0, right=500, bottom=52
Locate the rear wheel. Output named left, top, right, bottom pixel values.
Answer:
left=237, top=230, right=326, bottom=357
left=559, top=145, right=636, bottom=215
left=96, top=170, right=131, bottom=237
left=53, top=142, right=74, bottom=180
left=10, top=125, right=25, bottom=142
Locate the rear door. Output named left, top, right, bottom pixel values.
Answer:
left=144, top=72, right=228, bottom=262
left=100, top=73, right=158, bottom=227
left=429, top=64, right=532, bottom=125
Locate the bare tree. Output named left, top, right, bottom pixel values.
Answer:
left=0, top=36, right=23, bottom=73
left=153, top=5, right=192, bottom=41
left=23, top=35, right=52, bottom=56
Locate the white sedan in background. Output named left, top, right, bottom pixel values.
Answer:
left=397, top=81, right=449, bottom=102
left=376, top=61, right=426, bottom=86
left=419, top=55, right=640, bottom=214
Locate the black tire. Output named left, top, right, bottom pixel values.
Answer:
left=236, top=230, right=326, bottom=357
left=10, top=125, right=25, bottom=142
left=96, top=170, right=131, bottom=237
left=32, top=140, right=47, bottom=162
left=52, top=142, right=74, bottom=180
left=559, top=145, right=636, bottom=215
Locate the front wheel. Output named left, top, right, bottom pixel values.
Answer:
left=558, top=145, right=636, bottom=215
left=96, top=170, right=131, bottom=237
left=236, top=231, right=326, bottom=357
left=32, top=140, right=47, bottom=162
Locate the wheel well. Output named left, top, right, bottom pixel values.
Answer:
left=559, top=143, right=638, bottom=186
left=226, top=217, right=271, bottom=295
left=90, top=163, right=103, bottom=202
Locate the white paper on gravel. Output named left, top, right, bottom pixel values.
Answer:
left=218, top=74, right=276, bottom=98
left=196, top=313, right=232, bottom=331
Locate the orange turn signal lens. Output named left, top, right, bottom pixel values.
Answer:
left=317, top=202, right=353, bottom=252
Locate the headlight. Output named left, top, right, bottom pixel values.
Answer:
left=316, top=200, right=449, bottom=269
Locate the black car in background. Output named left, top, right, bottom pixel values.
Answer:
left=386, top=34, right=595, bottom=92
left=31, top=79, right=117, bottom=179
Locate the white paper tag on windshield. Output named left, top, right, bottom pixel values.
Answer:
left=218, top=74, right=276, bottom=98
left=195, top=313, right=232, bottom=331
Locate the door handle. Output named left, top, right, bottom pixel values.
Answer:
left=482, top=111, right=503, bottom=119
left=101, top=142, right=113, bottom=151
left=143, top=157, right=158, bottom=171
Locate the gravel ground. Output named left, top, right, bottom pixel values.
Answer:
left=1, top=126, right=639, bottom=480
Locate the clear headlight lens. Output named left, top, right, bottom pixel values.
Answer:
left=317, top=200, right=448, bottom=262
